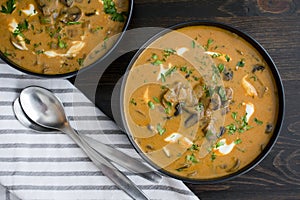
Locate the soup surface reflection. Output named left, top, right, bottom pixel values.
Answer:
left=123, top=25, right=279, bottom=179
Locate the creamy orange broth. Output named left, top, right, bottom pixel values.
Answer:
left=0, top=0, right=128, bottom=74
left=123, top=25, right=278, bottom=179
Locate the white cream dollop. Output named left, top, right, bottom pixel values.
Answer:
left=243, top=102, right=255, bottom=122
left=164, top=132, right=193, bottom=148
left=214, top=139, right=236, bottom=155
left=22, top=4, right=37, bottom=16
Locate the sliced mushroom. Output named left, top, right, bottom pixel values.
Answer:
left=174, top=103, right=182, bottom=116
left=193, top=84, right=204, bottom=99
left=265, top=123, right=273, bottom=134
left=35, top=0, right=58, bottom=16
left=225, top=87, right=233, bottom=101
left=175, top=164, right=190, bottom=172
left=66, top=6, right=82, bottom=22
left=187, top=171, right=198, bottom=177
left=252, top=65, right=265, bottom=73
left=184, top=114, right=199, bottom=128
left=219, top=164, right=228, bottom=169
left=223, top=68, right=233, bottom=81
left=60, top=0, right=73, bottom=7
left=209, top=93, right=221, bottom=111
left=218, top=126, right=226, bottom=138
left=49, top=41, right=58, bottom=49
left=163, top=82, right=198, bottom=107
left=221, top=106, right=230, bottom=115
left=145, top=145, right=155, bottom=151
left=226, top=158, right=240, bottom=172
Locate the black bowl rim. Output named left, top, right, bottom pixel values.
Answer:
left=0, top=0, right=134, bottom=79
left=120, top=20, right=285, bottom=184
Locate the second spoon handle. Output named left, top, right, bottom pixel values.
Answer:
left=80, top=134, right=162, bottom=183
left=62, top=124, right=149, bottom=200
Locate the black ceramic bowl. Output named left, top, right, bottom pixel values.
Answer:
left=120, top=21, right=285, bottom=184
left=0, top=0, right=133, bottom=79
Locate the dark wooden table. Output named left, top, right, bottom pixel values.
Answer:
left=72, top=0, right=300, bottom=199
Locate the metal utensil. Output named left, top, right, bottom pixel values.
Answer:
left=18, top=86, right=149, bottom=200
left=13, top=96, right=162, bottom=183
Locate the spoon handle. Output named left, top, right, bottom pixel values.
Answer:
left=62, top=125, right=149, bottom=200
left=79, top=134, right=162, bottom=183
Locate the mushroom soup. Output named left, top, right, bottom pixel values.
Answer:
left=0, top=0, right=128, bottom=74
left=123, top=25, right=279, bottom=179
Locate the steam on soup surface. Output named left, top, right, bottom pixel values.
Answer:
left=123, top=25, right=279, bottom=179
left=0, top=0, right=128, bottom=74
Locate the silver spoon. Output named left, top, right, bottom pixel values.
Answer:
left=18, top=86, right=150, bottom=200
left=13, top=96, right=161, bottom=183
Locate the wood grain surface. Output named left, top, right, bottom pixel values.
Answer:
left=2, top=0, right=299, bottom=199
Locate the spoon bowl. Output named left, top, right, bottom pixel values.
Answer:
left=20, top=87, right=67, bottom=129
left=13, top=97, right=54, bottom=133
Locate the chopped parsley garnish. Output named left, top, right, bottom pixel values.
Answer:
left=33, top=43, right=41, bottom=48
left=102, top=0, right=126, bottom=22
left=186, top=153, right=198, bottom=163
left=234, top=138, right=242, bottom=144
left=212, top=53, right=221, bottom=58
left=226, top=112, right=252, bottom=134
left=236, top=58, right=245, bottom=67
left=67, top=21, right=82, bottom=25
left=24, top=38, right=31, bottom=44
left=3, top=50, right=13, bottom=57
left=218, top=86, right=227, bottom=101
left=157, top=124, right=166, bottom=135
left=189, top=144, right=199, bottom=151
left=91, top=26, right=103, bottom=33
left=148, top=101, right=155, bottom=110
left=58, top=38, right=67, bottom=49
left=204, top=38, right=214, bottom=50
left=77, top=57, right=85, bottom=66
left=164, top=66, right=177, bottom=77
left=0, top=0, right=16, bottom=14
left=250, top=75, right=257, bottom=81
left=153, top=97, right=160, bottom=103
left=195, top=102, right=204, bottom=112
left=204, top=85, right=214, bottom=97
left=151, top=53, right=158, bottom=60
left=226, top=123, right=237, bottom=135
left=211, top=152, right=217, bottom=161
left=180, top=66, right=188, bottom=72
left=254, top=118, right=263, bottom=125
left=163, top=48, right=176, bottom=57
left=215, top=141, right=225, bottom=148
left=160, top=73, right=166, bottom=83
left=35, top=50, right=44, bottom=55
left=225, top=54, right=231, bottom=62
left=217, top=63, right=225, bottom=73
left=39, top=16, right=51, bottom=24
left=130, top=98, right=137, bottom=106
left=13, top=20, right=29, bottom=38
left=231, top=112, right=238, bottom=120
left=152, top=59, right=163, bottom=66
left=192, top=40, right=196, bottom=48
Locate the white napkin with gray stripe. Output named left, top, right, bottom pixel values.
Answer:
left=0, top=63, right=199, bottom=200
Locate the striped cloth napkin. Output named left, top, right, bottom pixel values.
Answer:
left=0, top=62, right=199, bottom=200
